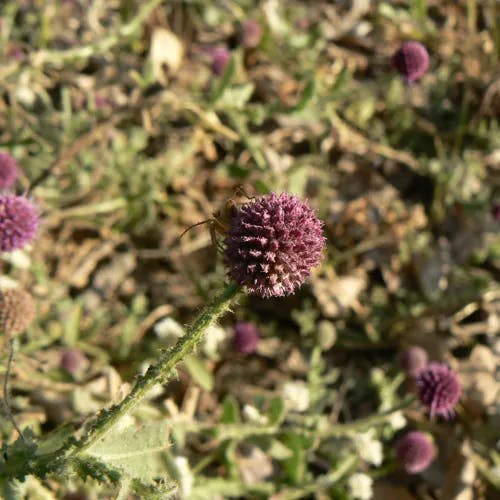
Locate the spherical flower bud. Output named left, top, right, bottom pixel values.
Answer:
left=224, top=193, right=325, bottom=298
left=395, top=431, right=435, bottom=474
left=392, top=41, right=430, bottom=83
left=0, top=288, right=35, bottom=336
left=400, top=346, right=428, bottom=377
left=0, top=152, right=19, bottom=189
left=233, top=321, right=260, bottom=354
left=61, top=348, right=88, bottom=375
left=241, top=19, right=262, bottom=48
left=0, top=195, right=39, bottom=252
left=416, top=362, right=461, bottom=418
left=210, top=47, right=231, bottom=76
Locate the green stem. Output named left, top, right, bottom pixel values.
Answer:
left=172, top=396, right=415, bottom=441
left=0, top=282, right=241, bottom=480
left=71, top=282, right=241, bottom=457
left=278, top=455, right=358, bottom=500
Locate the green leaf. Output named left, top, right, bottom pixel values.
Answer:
left=1, top=429, right=38, bottom=482
left=0, top=479, right=24, bottom=500
left=215, top=83, right=255, bottom=110
left=73, top=456, right=122, bottom=484
left=267, top=439, right=293, bottom=460
left=254, top=179, right=272, bottom=194
left=210, top=56, right=236, bottom=104
left=62, top=303, right=82, bottom=346
left=36, top=424, right=74, bottom=456
left=221, top=396, right=240, bottom=424
left=184, top=354, right=214, bottom=391
left=280, top=433, right=307, bottom=485
left=330, top=66, right=351, bottom=96
left=86, top=421, right=170, bottom=481
left=267, top=397, right=285, bottom=425
left=286, top=78, right=315, bottom=114
left=286, top=164, right=310, bottom=197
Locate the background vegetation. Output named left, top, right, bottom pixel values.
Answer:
left=0, top=0, right=498, bottom=498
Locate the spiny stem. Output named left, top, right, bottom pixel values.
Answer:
left=69, top=282, right=241, bottom=457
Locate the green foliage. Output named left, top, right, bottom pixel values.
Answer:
left=0, top=0, right=498, bottom=498
left=81, top=420, right=171, bottom=492
left=184, top=354, right=214, bottom=392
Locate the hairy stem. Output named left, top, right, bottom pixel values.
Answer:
left=0, top=282, right=241, bottom=480
left=70, top=282, right=241, bottom=457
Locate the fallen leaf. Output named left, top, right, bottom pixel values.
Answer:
left=150, top=28, right=184, bottom=85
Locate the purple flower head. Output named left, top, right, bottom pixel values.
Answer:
left=401, top=346, right=428, bottom=377
left=392, top=41, right=429, bottom=83
left=241, top=19, right=262, bottom=48
left=395, top=431, right=435, bottom=474
left=224, top=193, right=325, bottom=298
left=210, top=47, right=231, bottom=76
left=491, top=202, right=500, bottom=221
left=416, top=362, right=461, bottom=419
left=61, top=349, right=88, bottom=375
left=233, top=321, right=260, bottom=354
left=0, top=152, right=19, bottom=189
left=0, top=195, right=39, bottom=252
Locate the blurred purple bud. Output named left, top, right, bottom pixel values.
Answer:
left=491, top=202, right=500, bottom=221
left=61, top=349, right=87, bottom=375
left=395, top=431, right=435, bottom=474
left=210, top=47, right=231, bottom=76
left=233, top=321, right=260, bottom=354
left=392, top=41, right=430, bottom=83
left=241, top=19, right=262, bottom=48
left=0, top=152, right=19, bottom=189
left=400, top=346, right=428, bottom=377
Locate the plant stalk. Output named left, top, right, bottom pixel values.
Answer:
left=70, top=281, right=241, bottom=457
left=0, top=282, right=241, bottom=480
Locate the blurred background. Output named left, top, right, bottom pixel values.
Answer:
left=0, top=0, right=499, bottom=498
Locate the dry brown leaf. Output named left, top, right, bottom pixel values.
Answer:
left=313, top=270, right=367, bottom=317
left=237, top=445, right=273, bottom=484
